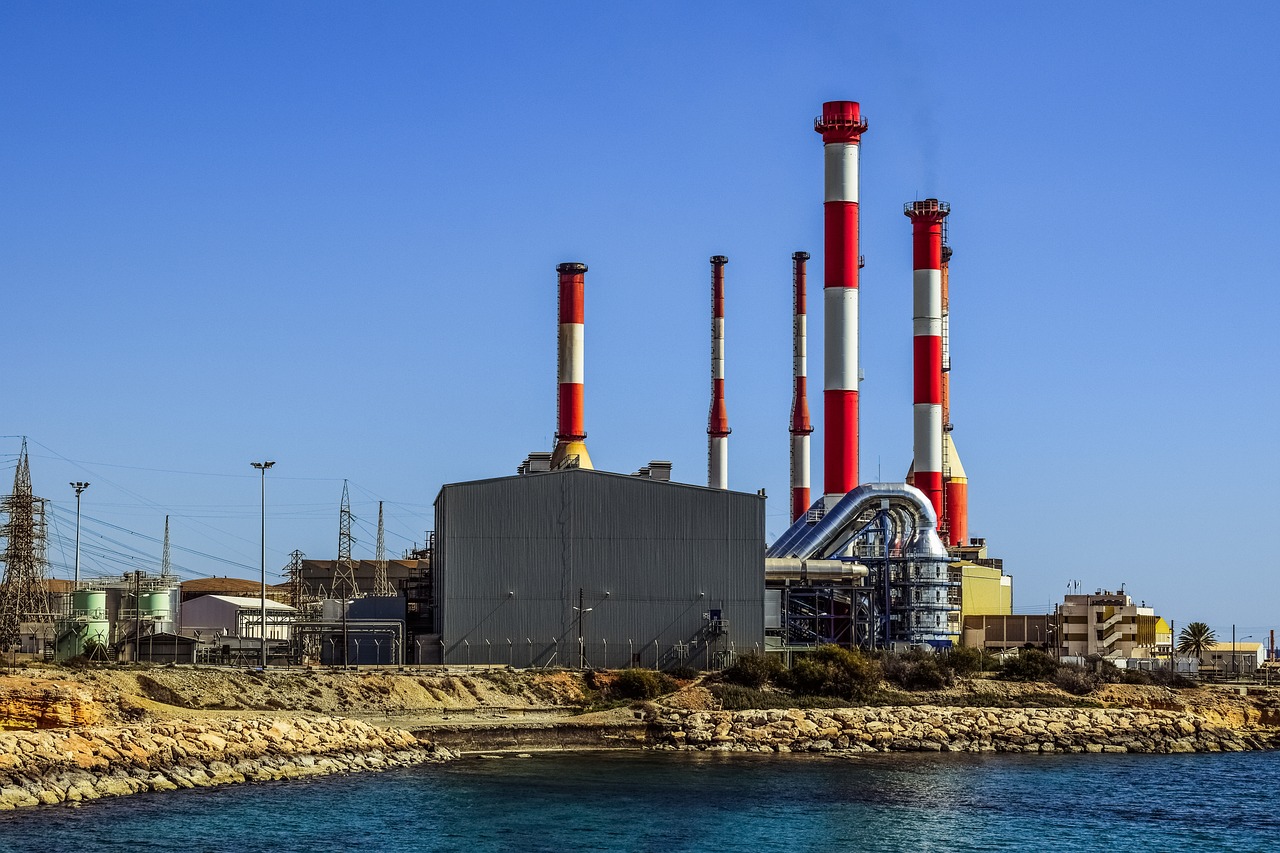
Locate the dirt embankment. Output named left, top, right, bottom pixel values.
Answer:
left=5, top=667, right=1278, bottom=730
left=0, top=667, right=596, bottom=731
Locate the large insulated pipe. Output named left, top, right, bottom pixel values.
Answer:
left=941, top=243, right=969, bottom=546
left=764, top=558, right=868, bottom=582
left=790, top=251, right=813, bottom=520
left=815, top=101, right=866, bottom=497
left=905, top=199, right=949, bottom=525
left=552, top=262, right=593, bottom=469
left=707, top=255, right=730, bottom=489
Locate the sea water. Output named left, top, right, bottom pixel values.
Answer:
left=0, top=750, right=1276, bottom=852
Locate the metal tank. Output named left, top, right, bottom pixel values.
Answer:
left=57, top=590, right=110, bottom=659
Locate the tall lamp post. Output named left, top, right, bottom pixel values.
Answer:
left=70, top=482, right=90, bottom=589
left=1235, top=631, right=1254, bottom=680
left=251, top=461, right=275, bottom=668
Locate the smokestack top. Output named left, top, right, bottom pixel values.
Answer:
left=556, top=262, right=588, bottom=274
left=904, top=199, right=951, bottom=220
left=793, top=251, right=810, bottom=261
left=710, top=255, right=728, bottom=265
left=815, top=101, right=867, bottom=142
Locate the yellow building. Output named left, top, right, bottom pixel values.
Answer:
left=958, top=562, right=1012, bottom=616
left=946, top=555, right=1012, bottom=643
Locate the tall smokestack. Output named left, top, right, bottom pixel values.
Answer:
left=552, top=262, right=592, bottom=469
left=789, top=251, right=813, bottom=520
left=707, top=255, right=730, bottom=489
left=815, top=101, right=866, bottom=497
left=905, top=199, right=949, bottom=525
left=941, top=243, right=969, bottom=545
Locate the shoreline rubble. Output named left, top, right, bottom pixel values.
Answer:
left=0, top=715, right=454, bottom=810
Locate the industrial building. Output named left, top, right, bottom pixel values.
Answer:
left=296, top=559, right=428, bottom=600
left=428, top=467, right=765, bottom=669
left=1057, top=590, right=1163, bottom=660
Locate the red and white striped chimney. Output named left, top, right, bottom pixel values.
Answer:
left=905, top=199, right=949, bottom=524
left=552, top=262, right=593, bottom=469
left=789, top=251, right=813, bottom=520
left=707, top=255, right=730, bottom=489
left=815, top=101, right=866, bottom=497
left=941, top=243, right=969, bottom=546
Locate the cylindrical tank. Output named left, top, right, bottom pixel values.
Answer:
left=72, top=589, right=106, bottom=619
left=82, top=618, right=110, bottom=648
left=141, top=592, right=170, bottom=620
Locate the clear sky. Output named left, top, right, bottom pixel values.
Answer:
left=3, top=3, right=1277, bottom=640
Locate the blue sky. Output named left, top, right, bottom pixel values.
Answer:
left=3, top=3, right=1277, bottom=638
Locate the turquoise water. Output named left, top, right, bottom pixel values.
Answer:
left=0, top=750, right=1277, bottom=852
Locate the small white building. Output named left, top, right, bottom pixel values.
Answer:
left=180, top=595, right=296, bottom=640
left=1202, top=641, right=1265, bottom=675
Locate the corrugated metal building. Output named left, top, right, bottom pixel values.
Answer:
left=432, top=468, right=764, bottom=670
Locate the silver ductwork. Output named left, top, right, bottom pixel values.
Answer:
left=767, top=482, right=948, bottom=562
left=767, top=483, right=957, bottom=648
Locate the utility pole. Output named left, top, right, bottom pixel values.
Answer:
left=251, top=461, right=275, bottom=668
left=71, top=482, right=90, bottom=588
left=133, top=570, right=140, bottom=664
left=573, top=587, right=592, bottom=670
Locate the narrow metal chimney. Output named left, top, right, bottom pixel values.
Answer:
left=551, top=262, right=592, bottom=469
left=707, top=255, right=730, bottom=489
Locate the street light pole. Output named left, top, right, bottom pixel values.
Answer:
left=70, top=482, right=90, bottom=589
left=251, top=461, right=275, bottom=668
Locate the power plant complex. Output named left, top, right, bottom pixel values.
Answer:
left=421, top=99, right=1012, bottom=666
left=2, top=99, right=1040, bottom=669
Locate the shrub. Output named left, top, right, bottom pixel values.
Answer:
left=943, top=645, right=990, bottom=676
left=1119, top=669, right=1154, bottom=685
left=1146, top=668, right=1195, bottom=689
left=711, top=684, right=845, bottom=711
left=1052, top=664, right=1098, bottom=696
left=998, top=648, right=1058, bottom=682
left=612, top=668, right=676, bottom=700
left=881, top=649, right=951, bottom=691
left=722, top=652, right=785, bottom=689
left=782, top=645, right=881, bottom=701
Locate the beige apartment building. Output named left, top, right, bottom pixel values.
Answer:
left=1058, top=590, right=1160, bottom=660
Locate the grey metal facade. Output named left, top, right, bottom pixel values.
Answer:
left=434, top=469, right=764, bottom=669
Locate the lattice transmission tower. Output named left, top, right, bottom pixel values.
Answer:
left=285, top=549, right=306, bottom=609
left=333, top=480, right=357, bottom=598
left=373, top=500, right=394, bottom=597
left=0, top=439, right=54, bottom=647
left=160, top=515, right=173, bottom=578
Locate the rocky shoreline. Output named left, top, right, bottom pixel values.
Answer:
left=2, top=668, right=1278, bottom=811
left=655, top=705, right=1280, bottom=755
left=0, top=715, right=453, bottom=810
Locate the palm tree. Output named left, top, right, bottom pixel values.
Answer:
left=1177, top=622, right=1217, bottom=660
